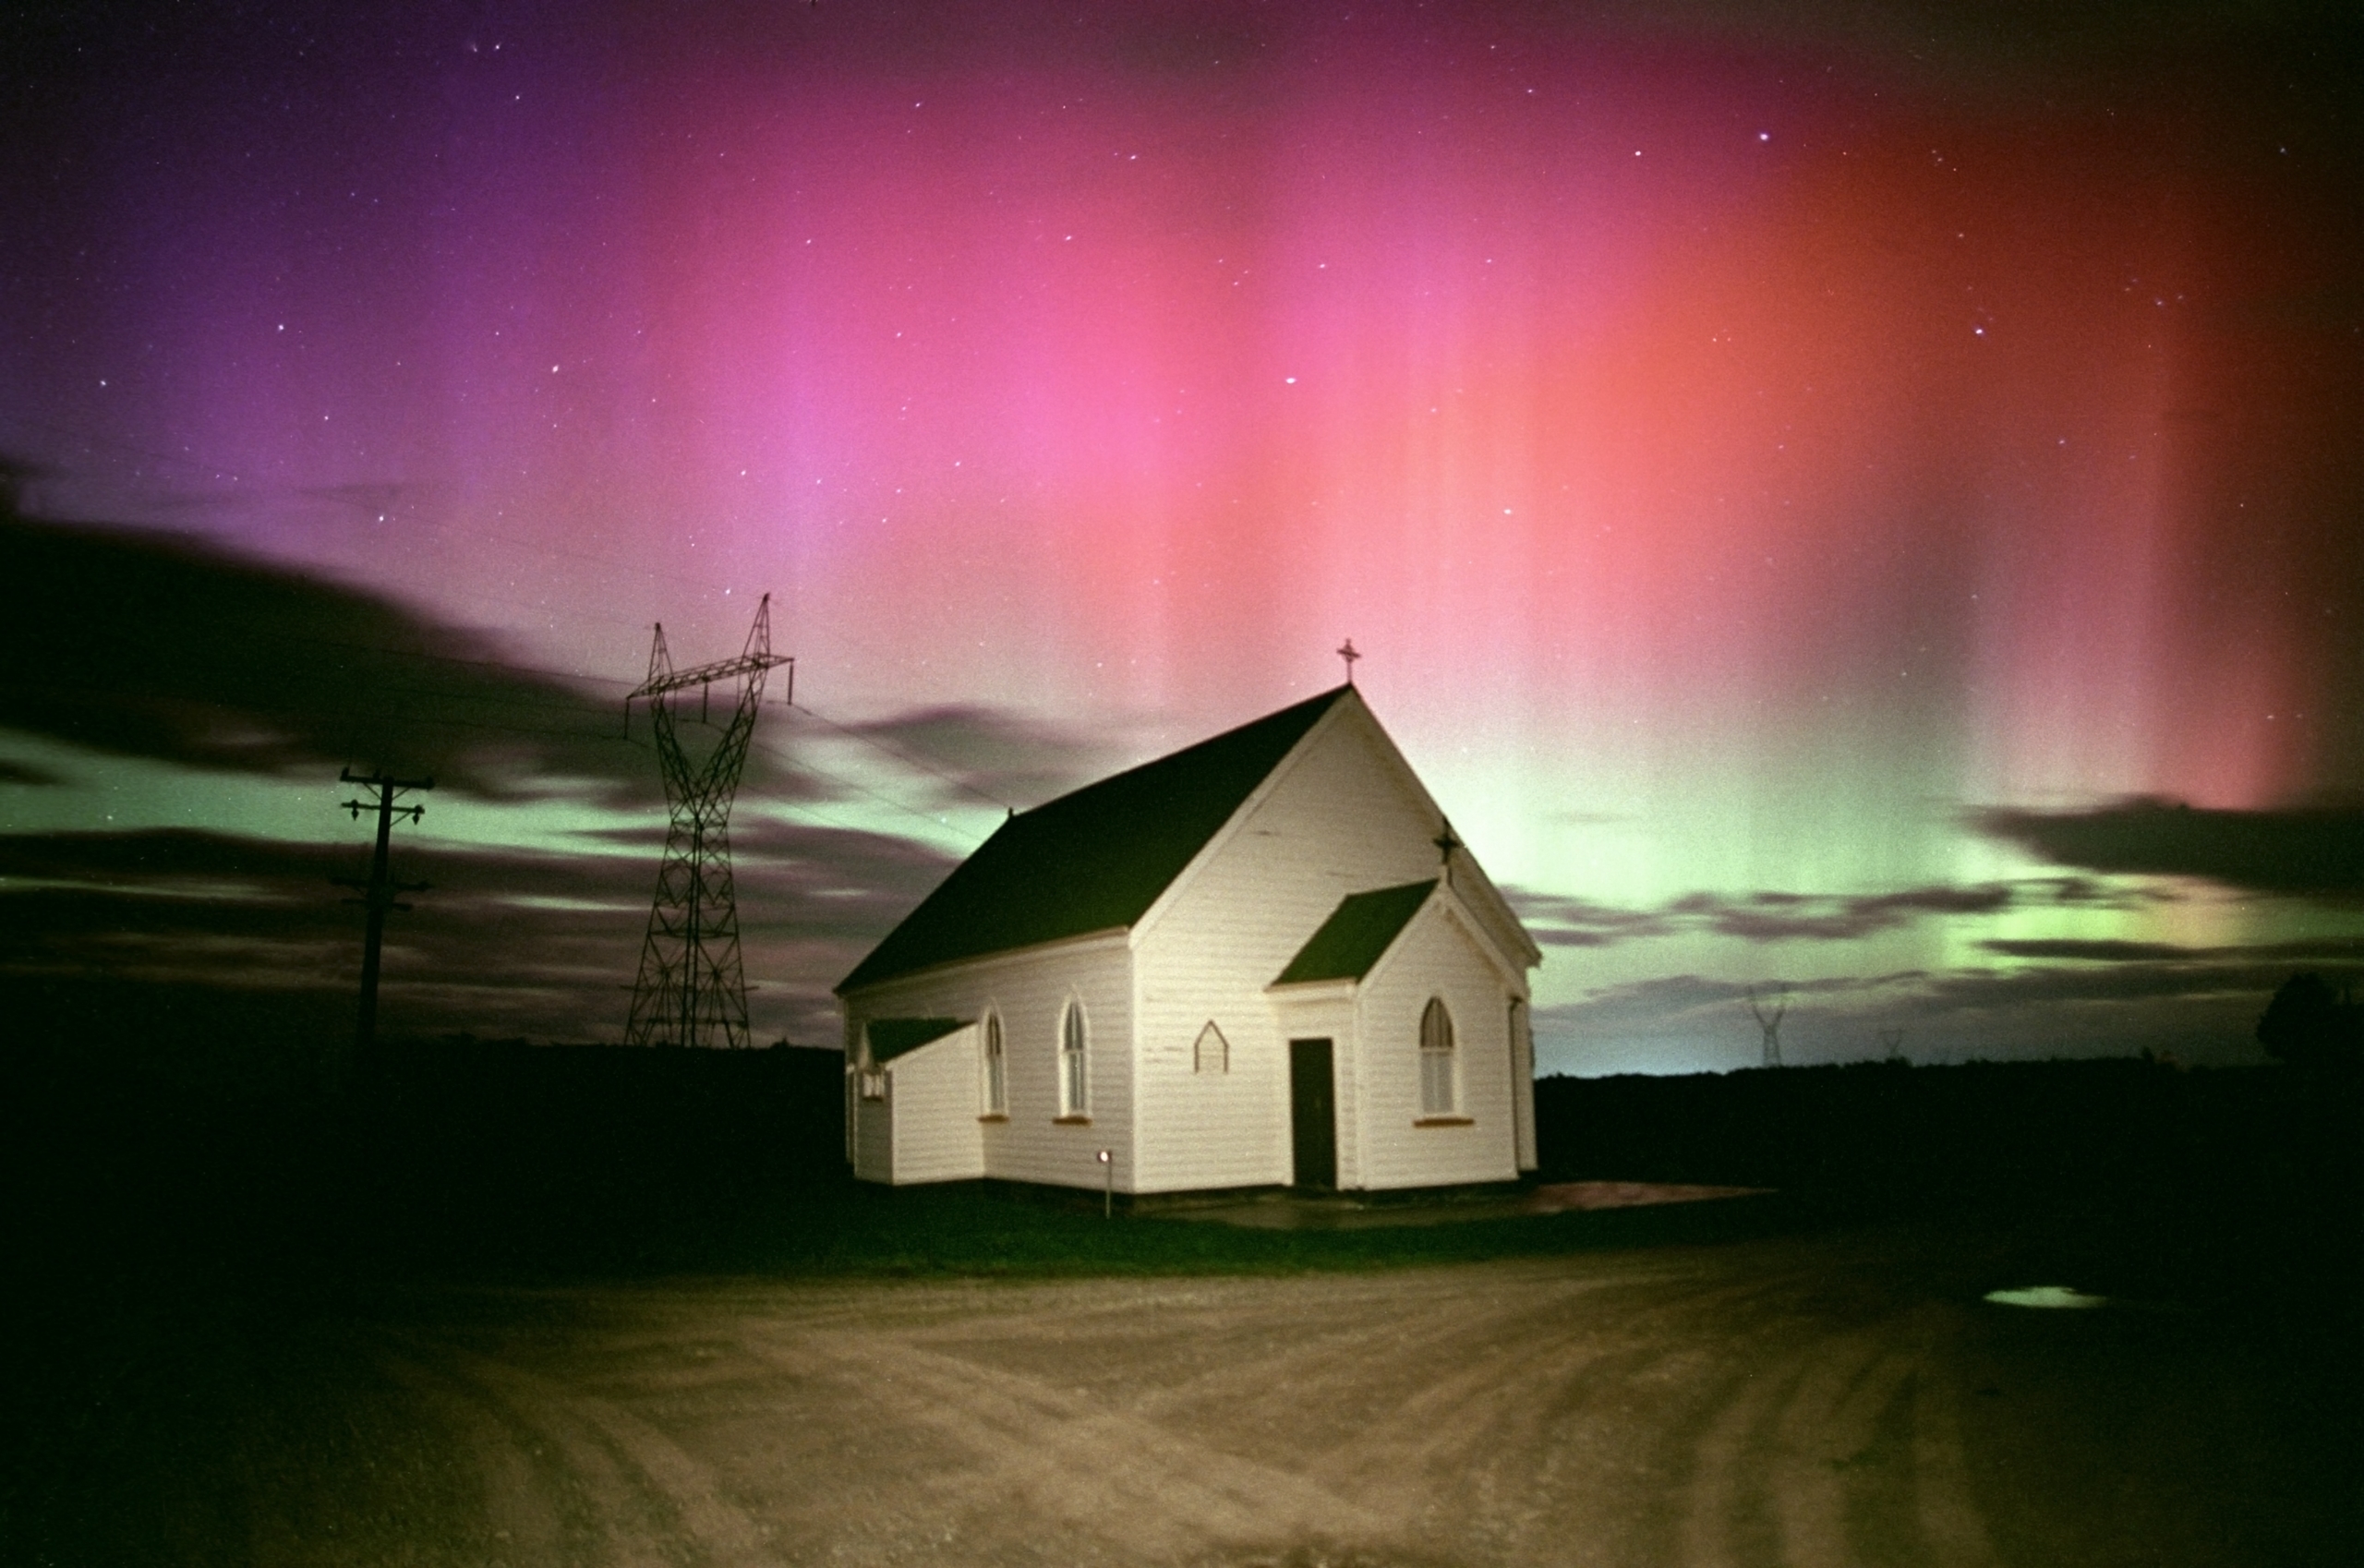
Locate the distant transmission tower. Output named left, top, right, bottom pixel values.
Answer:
left=623, top=594, right=791, bottom=1048
left=1747, top=985, right=1789, bottom=1067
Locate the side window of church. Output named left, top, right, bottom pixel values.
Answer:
left=982, top=1010, right=1006, bottom=1114
left=1194, top=1020, right=1230, bottom=1074
left=1419, top=997, right=1456, bottom=1115
left=1059, top=1001, right=1089, bottom=1116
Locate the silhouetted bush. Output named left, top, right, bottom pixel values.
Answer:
left=2257, top=971, right=2364, bottom=1068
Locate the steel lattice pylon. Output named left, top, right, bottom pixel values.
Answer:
left=624, top=595, right=791, bottom=1047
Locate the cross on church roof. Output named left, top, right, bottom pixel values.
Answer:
left=1432, top=818, right=1462, bottom=863
left=1337, top=638, right=1360, bottom=684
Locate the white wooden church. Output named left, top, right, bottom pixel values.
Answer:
left=838, top=683, right=1542, bottom=1198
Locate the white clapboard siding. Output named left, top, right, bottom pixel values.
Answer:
left=881, top=1024, right=985, bottom=1184
left=1511, top=999, right=1538, bottom=1172
left=851, top=1077, right=894, bottom=1184
left=843, top=932, right=1132, bottom=1193
left=1130, top=701, right=1470, bottom=1194
left=1349, top=898, right=1522, bottom=1190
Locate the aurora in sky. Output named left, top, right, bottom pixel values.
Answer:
left=5, top=1, right=2361, bottom=1071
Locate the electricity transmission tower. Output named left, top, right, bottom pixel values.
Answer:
left=332, top=768, right=433, bottom=1083
left=1747, top=985, right=1789, bottom=1067
left=623, top=594, right=791, bottom=1048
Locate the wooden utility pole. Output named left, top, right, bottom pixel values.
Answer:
left=332, top=768, right=432, bottom=1080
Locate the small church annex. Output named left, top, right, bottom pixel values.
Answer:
left=838, top=684, right=1542, bottom=1198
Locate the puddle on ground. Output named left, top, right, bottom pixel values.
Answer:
left=1984, top=1285, right=2109, bottom=1309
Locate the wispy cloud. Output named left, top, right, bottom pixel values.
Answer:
left=1679, top=883, right=2016, bottom=941
left=1501, top=889, right=1678, bottom=947
left=1507, top=879, right=2028, bottom=948
left=1975, top=798, right=2364, bottom=895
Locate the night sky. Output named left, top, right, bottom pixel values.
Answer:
left=6, top=1, right=2362, bottom=1071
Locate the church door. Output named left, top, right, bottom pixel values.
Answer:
left=1289, top=1038, right=1336, bottom=1190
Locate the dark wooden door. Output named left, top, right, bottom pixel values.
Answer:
left=1289, top=1038, right=1336, bottom=1190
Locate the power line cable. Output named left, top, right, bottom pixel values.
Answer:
left=783, top=701, right=1015, bottom=813
left=766, top=749, right=993, bottom=846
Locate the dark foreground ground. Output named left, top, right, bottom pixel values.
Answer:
left=4, top=1011, right=2358, bottom=1566
left=20, top=1225, right=2356, bottom=1568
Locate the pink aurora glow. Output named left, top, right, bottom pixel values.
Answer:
left=6, top=5, right=2359, bottom=1061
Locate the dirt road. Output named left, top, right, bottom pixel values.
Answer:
left=194, top=1225, right=2346, bottom=1568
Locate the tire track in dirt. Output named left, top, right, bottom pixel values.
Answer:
left=394, top=1340, right=777, bottom=1568
left=767, top=1326, right=1389, bottom=1560
left=375, top=1352, right=573, bottom=1568
left=1905, top=1315, right=2000, bottom=1568
left=1661, top=1302, right=2003, bottom=1568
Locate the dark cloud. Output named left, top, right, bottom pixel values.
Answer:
left=0, top=490, right=652, bottom=799
left=1981, top=937, right=2196, bottom=962
left=0, top=820, right=959, bottom=1044
left=2035, top=874, right=2175, bottom=910
left=1981, top=934, right=2364, bottom=966
left=1502, top=889, right=1676, bottom=947
left=1975, top=799, right=2364, bottom=894
left=1508, top=880, right=2020, bottom=947
left=1685, top=883, right=2017, bottom=942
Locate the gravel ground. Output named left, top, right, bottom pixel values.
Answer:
left=92, top=1220, right=2347, bottom=1568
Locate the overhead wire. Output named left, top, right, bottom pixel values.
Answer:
left=781, top=701, right=1015, bottom=813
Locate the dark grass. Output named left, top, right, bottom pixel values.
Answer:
left=7, top=1020, right=2357, bottom=1295
left=6, top=1004, right=2359, bottom=1566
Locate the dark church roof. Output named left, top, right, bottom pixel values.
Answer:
left=1271, top=879, right=1438, bottom=986
left=837, top=686, right=1354, bottom=995
left=864, top=1017, right=969, bottom=1063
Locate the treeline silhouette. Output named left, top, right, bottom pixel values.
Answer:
left=7, top=972, right=2355, bottom=1282
left=1535, top=1055, right=2347, bottom=1200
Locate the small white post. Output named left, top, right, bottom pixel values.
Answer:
left=1097, top=1148, right=1113, bottom=1218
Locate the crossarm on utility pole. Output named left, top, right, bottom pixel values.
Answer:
left=335, top=768, right=434, bottom=1086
